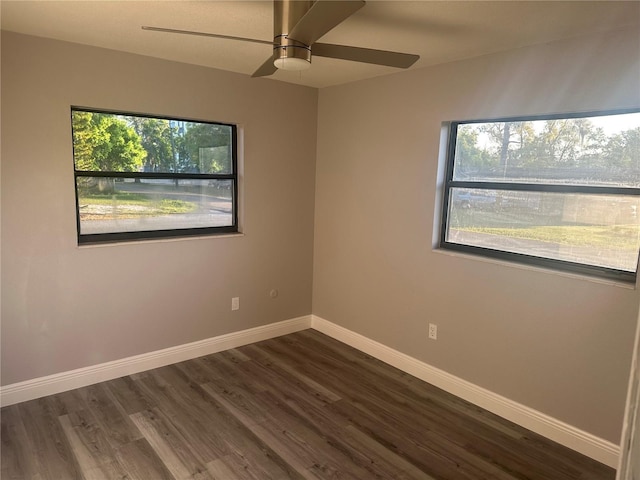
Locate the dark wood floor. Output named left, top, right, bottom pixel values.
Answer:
left=1, top=330, right=616, bottom=479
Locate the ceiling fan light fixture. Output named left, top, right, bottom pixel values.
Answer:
left=274, top=56, right=311, bottom=71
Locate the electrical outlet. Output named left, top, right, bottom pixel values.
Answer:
left=231, top=297, right=239, bottom=311
left=428, top=323, right=437, bottom=340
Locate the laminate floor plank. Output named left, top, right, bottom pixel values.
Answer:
left=129, top=409, right=213, bottom=479
left=241, top=386, right=431, bottom=480
left=132, top=369, right=230, bottom=462
left=206, top=453, right=266, bottom=480
left=58, top=411, right=129, bottom=480
left=102, top=376, right=156, bottom=415
left=45, top=389, right=87, bottom=418
left=344, top=382, right=574, bottom=480
left=220, top=348, right=251, bottom=363
left=16, top=398, right=82, bottom=479
left=278, top=390, right=418, bottom=479
left=197, top=354, right=269, bottom=394
left=327, top=397, right=503, bottom=480
left=78, top=383, right=143, bottom=448
left=150, top=365, right=304, bottom=480
left=341, top=424, right=438, bottom=480
left=235, top=354, right=340, bottom=411
left=263, top=331, right=599, bottom=479
left=241, top=345, right=342, bottom=402
left=1, top=405, right=43, bottom=480
left=204, top=377, right=418, bottom=480
left=206, top=456, right=245, bottom=480
left=305, top=355, right=569, bottom=479
left=247, top=404, right=377, bottom=479
left=518, top=435, right=616, bottom=480
left=284, top=332, right=488, bottom=415
left=200, top=385, right=317, bottom=479
left=243, top=349, right=500, bottom=480
left=199, top=377, right=274, bottom=426
left=113, top=437, right=175, bottom=480
left=262, top=408, right=418, bottom=480
left=279, top=384, right=494, bottom=480
left=1, top=329, right=616, bottom=479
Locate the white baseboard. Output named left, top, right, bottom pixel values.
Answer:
left=310, top=314, right=620, bottom=468
left=0, top=315, right=311, bottom=407
left=0, top=313, right=620, bottom=468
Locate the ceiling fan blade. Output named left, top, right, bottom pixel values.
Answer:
left=288, top=0, right=365, bottom=46
left=312, top=43, right=419, bottom=68
left=141, top=26, right=273, bottom=46
left=252, top=56, right=278, bottom=77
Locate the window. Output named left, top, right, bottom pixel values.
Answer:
left=440, top=110, right=640, bottom=283
left=71, top=108, right=238, bottom=244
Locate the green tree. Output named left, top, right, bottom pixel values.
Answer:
left=72, top=111, right=146, bottom=192
left=572, top=121, right=606, bottom=169
left=604, top=127, right=640, bottom=172
left=509, top=122, right=536, bottom=166
left=529, top=119, right=596, bottom=167
left=478, top=121, right=536, bottom=174
left=454, top=125, right=493, bottom=175
left=183, top=123, right=232, bottom=173
left=72, top=112, right=146, bottom=172
left=130, top=117, right=174, bottom=172
left=72, top=111, right=107, bottom=171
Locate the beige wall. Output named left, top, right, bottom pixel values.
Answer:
left=1, top=32, right=317, bottom=385
left=313, top=28, right=640, bottom=443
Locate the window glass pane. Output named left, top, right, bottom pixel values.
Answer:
left=452, top=112, right=640, bottom=187
left=447, top=187, right=640, bottom=272
left=72, top=111, right=234, bottom=174
left=76, top=177, right=233, bottom=235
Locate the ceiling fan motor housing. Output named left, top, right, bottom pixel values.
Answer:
left=273, top=0, right=313, bottom=70
left=273, top=35, right=312, bottom=70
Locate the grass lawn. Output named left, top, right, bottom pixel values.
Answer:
left=79, top=192, right=197, bottom=218
left=461, top=224, right=640, bottom=250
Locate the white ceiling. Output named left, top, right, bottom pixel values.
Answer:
left=2, top=1, right=639, bottom=88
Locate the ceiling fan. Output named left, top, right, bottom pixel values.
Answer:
left=142, top=0, right=420, bottom=77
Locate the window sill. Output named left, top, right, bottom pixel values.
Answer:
left=77, top=232, right=245, bottom=249
left=432, top=247, right=637, bottom=289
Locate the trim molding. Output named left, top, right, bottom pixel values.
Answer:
left=310, top=314, right=620, bottom=468
left=0, top=313, right=620, bottom=467
left=0, top=315, right=311, bottom=407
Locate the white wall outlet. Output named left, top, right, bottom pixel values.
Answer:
left=231, top=297, right=240, bottom=311
left=428, top=323, right=437, bottom=340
